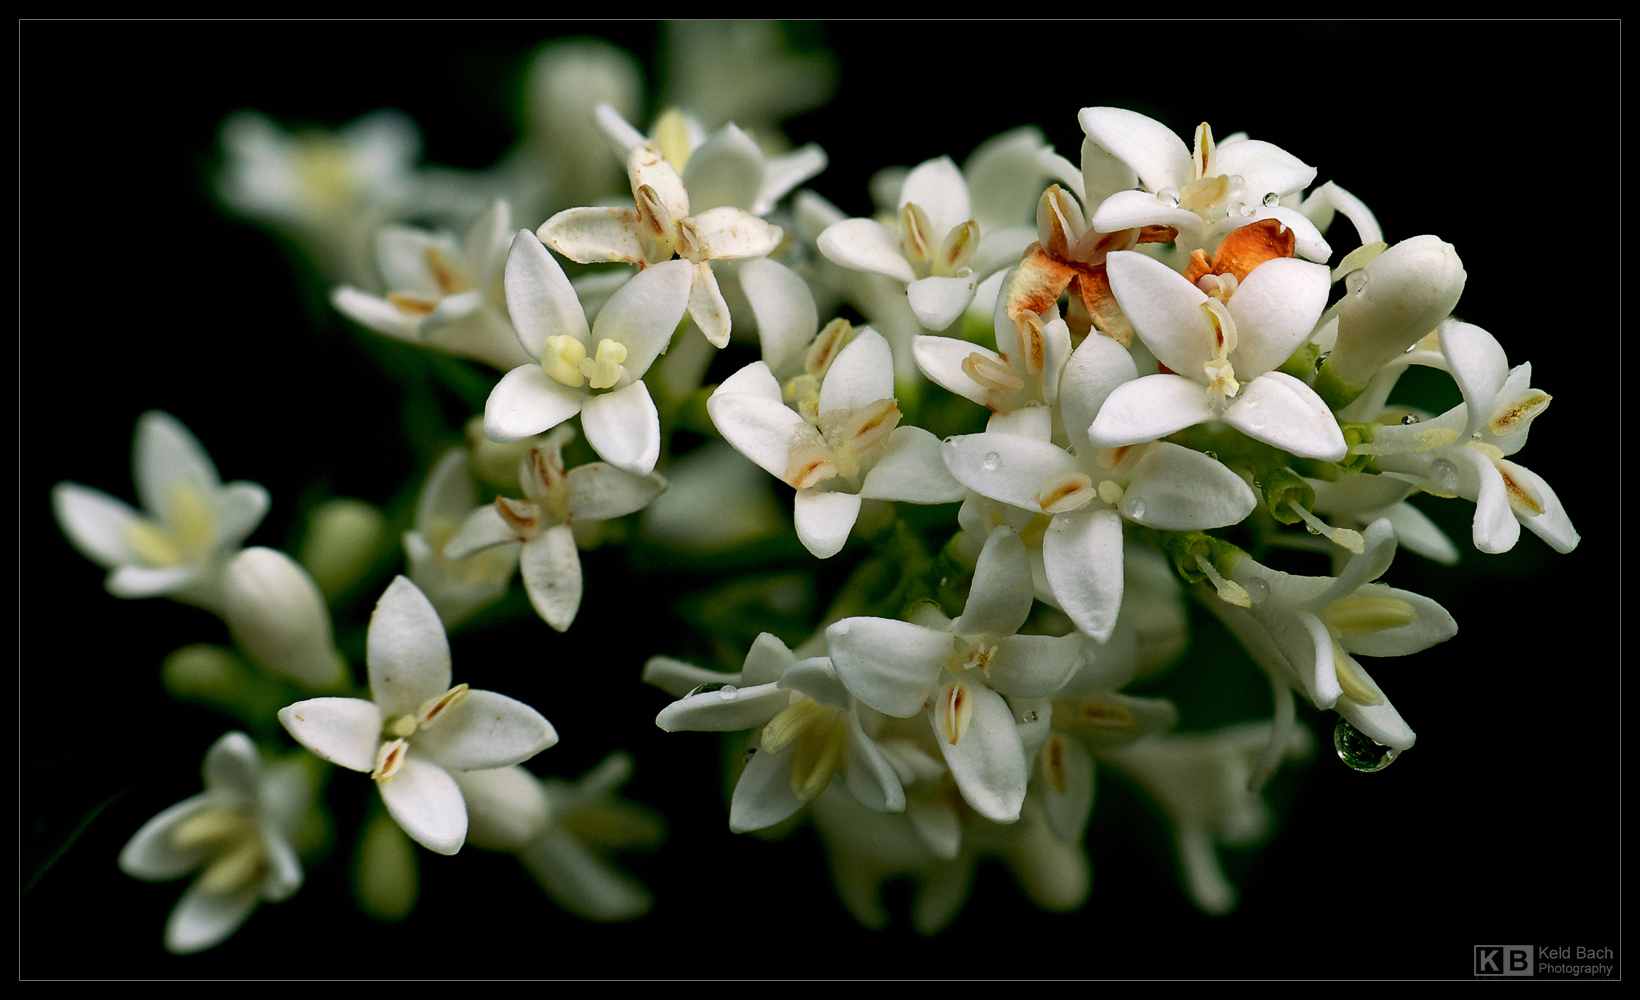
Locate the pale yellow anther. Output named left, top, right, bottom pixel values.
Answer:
left=651, top=109, right=694, bottom=171
left=424, top=244, right=467, bottom=296
left=762, top=697, right=832, bottom=756
left=1414, top=427, right=1459, bottom=453
left=1204, top=357, right=1240, bottom=399
left=1035, top=471, right=1097, bottom=514
left=1196, top=555, right=1251, bottom=607
left=783, top=445, right=838, bottom=490
left=1467, top=440, right=1505, bottom=461
left=579, top=338, right=628, bottom=390
left=1097, top=480, right=1125, bottom=507
left=805, top=319, right=856, bottom=378
left=1180, top=173, right=1230, bottom=215
left=1324, top=595, right=1418, bottom=635
left=789, top=711, right=846, bottom=802
left=936, top=220, right=980, bottom=276
left=1288, top=499, right=1365, bottom=554
left=416, top=684, right=470, bottom=729
left=934, top=678, right=976, bottom=745
left=835, top=398, right=901, bottom=456
left=171, top=808, right=255, bottom=850
left=899, top=203, right=933, bottom=264
left=1331, top=640, right=1385, bottom=706
left=1192, top=122, right=1217, bottom=180
left=1498, top=461, right=1546, bottom=517
left=387, top=714, right=419, bottom=739
left=124, top=484, right=217, bottom=568
left=1489, top=390, right=1551, bottom=436
left=1073, top=696, right=1137, bottom=732
left=1015, top=312, right=1047, bottom=378
left=371, top=738, right=409, bottom=782
left=197, top=837, right=267, bottom=895
left=494, top=496, right=541, bottom=539
left=386, top=291, right=439, bottom=317
left=962, top=352, right=1025, bottom=394
left=541, top=335, right=588, bottom=388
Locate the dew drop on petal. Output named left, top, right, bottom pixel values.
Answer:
left=1022, top=710, right=1039, bottom=723
left=1306, top=524, right=1321, bottom=535
left=982, top=452, right=1000, bottom=471
left=1129, top=499, right=1146, bottom=520
left=1245, top=578, right=1269, bottom=603
left=1262, top=192, right=1280, bottom=207
left=1203, top=450, right=1218, bottom=461
left=718, top=685, right=739, bottom=701
left=1334, top=717, right=1400, bottom=772
left=686, top=682, right=730, bottom=698
left=1405, top=342, right=1420, bottom=353
left=1430, top=458, right=1459, bottom=493
left=1156, top=187, right=1180, bottom=208
left=1401, top=414, right=1420, bottom=424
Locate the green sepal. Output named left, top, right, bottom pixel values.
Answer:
left=1336, top=422, right=1378, bottom=473
left=1152, top=530, right=1247, bottom=585
left=1252, top=463, right=1315, bottom=525
left=1314, top=359, right=1367, bottom=410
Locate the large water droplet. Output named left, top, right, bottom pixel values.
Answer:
left=1245, top=577, right=1269, bottom=602
left=1129, top=499, right=1147, bottom=520
left=1022, top=710, right=1039, bottom=723
left=1306, top=524, right=1321, bottom=535
left=1430, top=458, right=1459, bottom=493
left=1262, top=191, right=1280, bottom=207
left=718, top=684, right=739, bottom=700
left=1156, top=187, right=1180, bottom=208
left=1334, top=717, right=1400, bottom=772
left=1203, top=450, right=1218, bottom=461
left=686, top=682, right=730, bottom=698
left=982, top=451, right=1000, bottom=471
left=1400, top=414, right=1420, bottom=425
left=1238, top=202, right=1256, bottom=217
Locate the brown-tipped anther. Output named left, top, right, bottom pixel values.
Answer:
left=1137, top=225, right=1180, bottom=244
left=386, top=292, right=438, bottom=317
left=1044, top=734, right=1069, bottom=796
left=841, top=398, right=901, bottom=454
left=805, top=318, right=855, bottom=377
left=425, top=245, right=462, bottom=295
left=1182, top=249, right=1214, bottom=286
left=899, top=203, right=933, bottom=264
left=1015, top=312, right=1047, bottom=377
left=495, top=496, right=539, bottom=538
left=1007, top=245, right=1076, bottom=321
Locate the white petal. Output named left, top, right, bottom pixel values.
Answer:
left=483, top=365, right=586, bottom=443
left=538, top=206, right=646, bottom=266
left=1043, top=508, right=1125, bottom=642
left=520, top=828, right=652, bottom=921
left=1458, top=447, right=1520, bottom=554
left=728, top=741, right=805, bottom=833
left=136, top=411, right=220, bottom=522
left=52, top=483, right=139, bottom=568
left=816, top=218, right=915, bottom=283
left=278, top=698, right=382, bottom=773
left=331, top=287, right=418, bottom=340
left=505, top=230, right=591, bottom=358
left=1087, top=374, right=1214, bottom=449
left=106, top=564, right=197, bottom=598
left=519, top=525, right=583, bottom=631
left=780, top=657, right=850, bottom=710
left=912, top=335, right=995, bottom=408
left=1122, top=442, right=1258, bottom=530
left=738, top=257, right=817, bottom=376
left=987, top=406, right=1052, bottom=442
left=379, top=758, right=467, bottom=855
left=165, top=880, right=260, bottom=954
left=755, top=144, right=827, bottom=216
left=580, top=381, right=661, bottom=476
left=1227, top=256, right=1331, bottom=379
left=1372, top=502, right=1459, bottom=565
left=413, top=688, right=558, bottom=771
left=566, top=464, right=667, bottom=522
left=989, top=633, right=1083, bottom=698
left=642, top=656, right=742, bottom=699
left=119, top=793, right=215, bottom=880
left=444, top=505, right=519, bottom=560
left=203, top=731, right=262, bottom=797
left=941, top=433, right=1079, bottom=510
left=1507, top=463, right=1579, bottom=553
left=817, top=329, right=895, bottom=418
left=907, top=274, right=977, bottom=331
left=842, top=712, right=907, bottom=814
left=859, top=426, right=965, bottom=503
left=655, top=681, right=789, bottom=732
left=684, top=207, right=782, bottom=261
left=214, top=482, right=270, bottom=550
left=1336, top=681, right=1415, bottom=751
left=707, top=390, right=812, bottom=479
left=899, top=156, right=971, bottom=238
left=1105, top=250, right=1211, bottom=377
left=714, top=359, right=784, bottom=403
left=367, top=576, right=452, bottom=718
left=1078, top=107, right=1191, bottom=194
left=682, top=123, right=763, bottom=212
left=1225, top=373, right=1347, bottom=462
left=1038, top=733, right=1095, bottom=842
left=932, top=683, right=1027, bottom=824
left=1212, top=139, right=1316, bottom=199
left=1089, top=190, right=1206, bottom=245
left=1439, top=321, right=1510, bottom=429
left=1058, top=332, right=1139, bottom=453
left=794, top=488, right=862, bottom=559
left=593, top=258, right=693, bottom=376
left=687, top=260, right=731, bottom=348
left=954, top=526, right=1033, bottom=639
left=827, top=617, right=951, bottom=717
left=375, top=226, right=444, bottom=293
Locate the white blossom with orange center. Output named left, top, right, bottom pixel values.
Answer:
left=826, top=527, right=1084, bottom=823
left=707, top=327, right=963, bottom=558
left=279, top=577, right=557, bottom=855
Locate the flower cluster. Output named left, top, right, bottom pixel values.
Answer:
left=44, top=24, right=1592, bottom=964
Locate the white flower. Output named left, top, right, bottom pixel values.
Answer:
left=1088, top=248, right=1346, bottom=462
left=53, top=411, right=268, bottom=611
left=484, top=230, right=692, bottom=476
left=1077, top=108, right=1331, bottom=261
left=331, top=200, right=534, bottom=371
left=454, top=754, right=664, bottom=922
left=538, top=124, right=787, bottom=347
left=279, top=577, right=557, bottom=855
left=1366, top=321, right=1577, bottom=554
left=827, top=527, right=1084, bottom=823
left=707, top=327, right=963, bottom=558
left=444, top=426, right=666, bottom=631
left=404, top=449, right=520, bottom=629
left=119, top=732, right=312, bottom=953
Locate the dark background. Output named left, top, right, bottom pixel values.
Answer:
left=22, top=21, right=1619, bottom=979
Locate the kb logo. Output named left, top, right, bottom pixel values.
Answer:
left=1475, top=945, right=1534, bottom=977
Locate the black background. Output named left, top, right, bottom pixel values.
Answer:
left=22, top=21, right=1620, bottom=979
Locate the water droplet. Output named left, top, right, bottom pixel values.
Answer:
left=1156, top=187, right=1180, bottom=208
left=1262, top=191, right=1280, bottom=207
left=834, top=622, right=850, bottom=636
left=1314, top=351, right=1329, bottom=373
left=1405, top=342, right=1420, bottom=353
left=1430, top=458, right=1459, bottom=493
left=1306, top=524, right=1321, bottom=535
left=982, top=451, right=1000, bottom=471
left=1239, top=202, right=1256, bottom=217
left=1203, top=450, right=1218, bottom=461
left=1129, top=500, right=1147, bottom=520
left=1334, top=717, right=1400, bottom=772
left=718, top=685, right=739, bottom=700
left=1400, top=414, right=1419, bottom=425
left=1022, top=710, right=1039, bottom=723
left=686, top=682, right=730, bottom=698
left=1245, top=578, right=1269, bottom=602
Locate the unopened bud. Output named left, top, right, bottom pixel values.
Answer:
left=1327, top=235, right=1466, bottom=391
left=299, top=498, right=386, bottom=599
left=222, top=548, right=346, bottom=690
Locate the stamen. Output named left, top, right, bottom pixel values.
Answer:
left=386, top=714, right=418, bottom=739
left=933, top=679, right=975, bottom=745
left=788, top=711, right=846, bottom=802
left=1287, top=499, right=1365, bottom=554
left=579, top=338, right=628, bottom=390
left=1073, top=697, right=1137, bottom=731
left=835, top=398, right=901, bottom=455
left=1324, top=595, right=1418, bottom=634
left=197, top=837, right=267, bottom=895
left=417, top=684, right=470, bottom=728
left=1042, top=733, right=1070, bottom=795
left=1196, top=555, right=1251, bottom=607
left=1014, top=312, right=1047, bottom=378
left=1488, top=391, right=1551, bottom=437
left=961, top=352, right=1024, bottom=394
left=494, top=496, right=540, bottom=538
left=1035, top=471, right=1097, bottom=514
left=937, top=220, right=980, bottom=275
left=1192, top=122, right=1216, bottom=180
left=424, top=245, right=465, bottom=296
left=782, top=445, right=838, bottom=490
left=1097, top=479, right=1125, bottom=507
left=1331, top=640, right=1385, bottom=706
left=761, top=697, right=831, bottom=755
left=804, top=319, right=855, bottom=378
left=1414, top=427, right=1458, bottom=453
left=899, top=203, right=933, bottom=264
left=171, top=809, right=255, bottom=850
left=1498, top=460, right=1546, bottom=517
left=541, top=335, right=588, bottom=388
left=371, top=738, right=409, bottom=782
left=386, top=292, right=438, bottom=316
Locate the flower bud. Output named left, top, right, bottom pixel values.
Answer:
left=1325, top=235, right=1466, bottom=391
left=298, top=498, right=385, bottom=599
left=222, top=547, right=346, bottom=690
left=353, top=808, right=419, bottom=922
